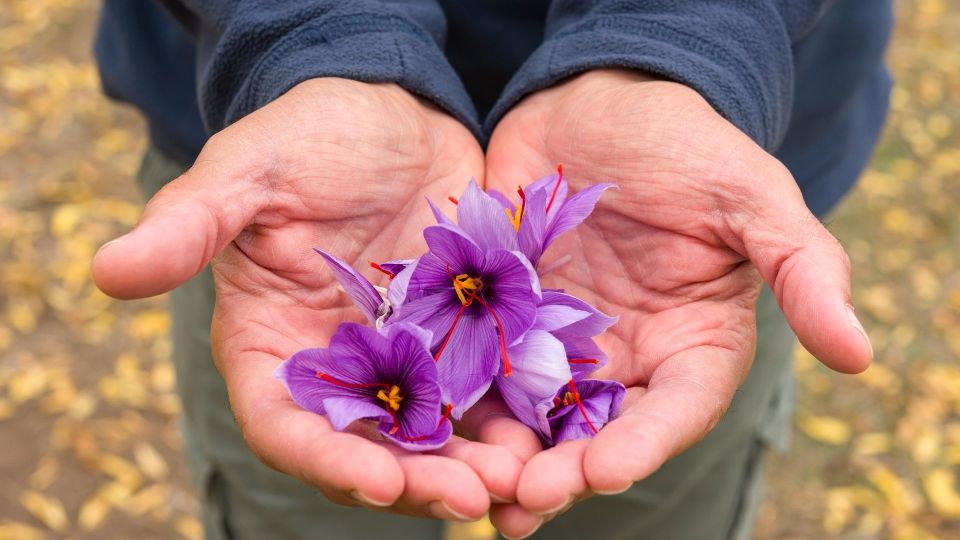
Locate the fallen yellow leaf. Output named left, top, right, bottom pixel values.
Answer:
left=799, top=415, right=852, bottom=446
left=20, top=491, right=68, bottom=533
left=924, top=468, right=960, bottom=517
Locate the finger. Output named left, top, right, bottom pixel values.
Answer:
left=225, top=350, right=407, bottom=507
left=516, top=439, right=589, bottom=514
left=737, top=171, right=872, bottom=374
left=431, top=436, right=523, bottom=503
left=490, top=503, right=544, bottom=540
left=458, top=395, right=543, bottom=463
left=583, top=346, right=745, bottom=494
left=93, top=140, right=266, bottom=299
left=389, top=450, right=490, bottom=521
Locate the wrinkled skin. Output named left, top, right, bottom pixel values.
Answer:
left=482, top=69, right=873, bottom=538
left=93, top=79, right=534, bottom=521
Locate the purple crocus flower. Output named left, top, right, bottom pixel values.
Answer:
left=533, top=290, right=618, bottom=379
left=494, top=329, right=572, bottom=441
left=274, top=322, right=453, bottom=451
left=391, top=223, right=541, bottom=418
left=487, top=166, right=615, bottom=267
left=495, top=290, right=618, bottom=438
left=538, top=378, right=626, bottom=444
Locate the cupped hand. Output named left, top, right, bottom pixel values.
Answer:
left=93, top=79, right=533, bottom=521
left=483, top=69, right=873, bottom=537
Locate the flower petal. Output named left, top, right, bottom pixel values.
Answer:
left=420, top=223, right=485, bottom=278
left=540, top=290, right=617, bottom=337
left=387, top=259, right=418, bottom=307
left=435, top=312, right=500, bottom=418
left=426, top=197, right=455, bottom=226
left=314, top=249, right=383, bottom=325
left=516, top=187, right=549, bottom=266
left=381, top=417, right=453, bottom=451
left=497, top=330, right=571, bottom=439
left=481, top=249, right=541, bottom=344
left=322, top=396, right=392, bottom=431
left=456, top=180, right=518, bottom=252
left=562, top=336, right=609, bottom=379
left=543, top=183, right=615, bottom=248
left=274, top=348, right=344, bottom=415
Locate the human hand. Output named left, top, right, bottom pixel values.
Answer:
left=93, top=79, right=532, bottom=520
left=483, top=69, right=873, bottom=537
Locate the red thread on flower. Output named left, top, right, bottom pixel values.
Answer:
left=566, top=379, right=599, bottom=434
left=316, top=372, right=391, bottom=390
left=369, top=261, right=396, bottom=279
left=546, top=164, right=564, bottom=213
left=567, top=358, right=600, bottom=365
left=448, top=196, right=459, bottom=205
left=473, top=295, right=513, bottom=377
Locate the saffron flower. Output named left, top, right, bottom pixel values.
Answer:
left=534, top=290, right=617, bottom=379
left=494, top=329, right=573, bottom=440
left=538, top=379, right=626, bottom=444
left=274, top=322, right=453, bottom=451
left=487, top=166, right=615, bottom=267
left=392, top=223, right=541, bottom=418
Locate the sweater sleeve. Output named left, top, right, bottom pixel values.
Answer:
left=174, top=0, right=480, bottom=136
left=485, top=0, right=834, bottom=151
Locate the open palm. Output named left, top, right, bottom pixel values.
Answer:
left=93, top=78, right=526, bottom=521
left=483, top=70, right=873, bottom=536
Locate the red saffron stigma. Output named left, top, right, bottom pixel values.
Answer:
left=448, top=196, right=459, bottom=205
left=567, top=379, right=599, bottom=434
left=316, top=372, right=391, bottom=390
left=546, top=164, right=564, bottom=213
left=438, top=403, right=454, bottom=426
left=517, top=185, right=526, bottom=217
left=567, top=358, right=600, bottom=365
left=369, top=261, right=396, bottom=279
left=474, top=296, right=513, bottom=377
left=433, top=301, right=471, bottom=361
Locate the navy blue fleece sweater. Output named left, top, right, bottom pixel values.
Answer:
left=95, top=0, right=892, bottom=216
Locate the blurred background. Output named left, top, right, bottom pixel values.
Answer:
left=0, top=1, right=957, bottom=539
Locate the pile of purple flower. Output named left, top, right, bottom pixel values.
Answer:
left=275, top=168, right=626, bottom=450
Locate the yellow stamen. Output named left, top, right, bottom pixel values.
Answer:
left=562, top=391, right=578, bottom=407
left=505, top=206, right=524, bottom=232
left=452, top=273, right=482, bottom=305
left=377, top=385, right=403, bottom=411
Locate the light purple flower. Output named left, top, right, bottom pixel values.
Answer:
left=274, top=322, right=453, bottom=451
left=315, top=249, right=385, bottom=326
left=537, top=379, right=626, bottom=444
left=391, top=223, right=541, bottom=418
left=495, top=330, right=572, bottom=440
left=488, top=166, right=615, bottom=267
left=533, top=290, right=617, bottom=379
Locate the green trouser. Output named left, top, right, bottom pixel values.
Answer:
left=138, top=145, right=795, bottom=540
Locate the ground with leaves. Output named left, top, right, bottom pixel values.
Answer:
left=0, top=1, right=957, bottom=539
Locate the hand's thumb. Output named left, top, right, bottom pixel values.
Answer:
left=93, top=157, right=264, bottom=299
left=740, top=176, right=873, bottom=374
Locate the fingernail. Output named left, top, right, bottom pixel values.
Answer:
left=489, top=493, right=512, bottom=504
left=502, top=518, right=544, bottom=540
left=428, top=500, right=473, bottom=522
left=846, top=304, right=873, bottom=359
left=593, top=484, right=631, bottom=496
left=95, top=234, right=129, bottom=256
left=349, top=490, right=392, bottom=507
left=538, top=495, right=575, bottom=517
